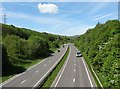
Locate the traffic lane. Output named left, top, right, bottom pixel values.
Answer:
left=81, top=57, right=97, bottom=87
left=73, top=45, right=91, bottom=87
left=55, top=45, right=76, bottom=87
left=17, top=46, right=68, bottom=87
left=75, top=57, right=91, bottom=87
left=54, top=45, right=96, bottom=88
left=74, top=46, right=97, bottom=87
left=2, top=45, right=68, bottom=87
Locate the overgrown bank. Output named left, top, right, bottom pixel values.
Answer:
left=74, top=20, right=120, bottom=88
left=1, top=24, right=70, bottom=82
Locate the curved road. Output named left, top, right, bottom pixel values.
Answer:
left=52, top=44, right=97, bottom=88
left=1, top=45, right=68, bottom=88
left=1, top=44, right=97, bottom=89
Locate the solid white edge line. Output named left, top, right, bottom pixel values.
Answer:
left=0, top=72, right=24, bottom=87
left=81, top=57, right=94, bottom=88
left=32, top=46, right=68, bottom=88
left=53, top=47, right=71, bottom=89
left=0, top=45, right=64, bottom=87
left=1, top=58, right=50, bottom=86
left=75, top=46, right=102, bottom=88
left=91, top=65, right=103, bottom=88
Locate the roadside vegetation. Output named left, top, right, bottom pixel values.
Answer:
left=74, top=20, right=120, bottom=88
left=1, top=24, right=70, bottom=82
left=41, top=46, right=69, bottom=88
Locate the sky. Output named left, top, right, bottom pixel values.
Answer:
left=1, top=1, right=118, bottom=36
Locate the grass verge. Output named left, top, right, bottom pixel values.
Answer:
left=41, top=47, right=69, bottom=88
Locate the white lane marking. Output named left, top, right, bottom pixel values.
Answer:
left=44, top=64, right=46, bottom=67
left=27, top=58, right=51, bottom=71
left=21, top=80, right=26, bottom=84
left=81, top=57, right=94, bottom=88
left=0, top=72, right=24, bottom=87
left=36, top=70, right=39, bottom=73
left=73, top=78, right=75, bottom=82
left=1, top=46, right=67, bottom=87
left=49, top=61, right=51, bottom=62
left=54, top=47, right=71, bottom=88
left=74, top=69, right=76, bottom=72
left=33, top=46, right=68, bottom=88
left=74, top=64, right=76, bottom=66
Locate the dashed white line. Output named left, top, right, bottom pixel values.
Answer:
left=36, top=70, right=39, bottom=73
left=33, top=46, right=68, bottom=88
left=73, top=78, right=75, bottom=82
left=21, top=80, right=26, bottom=84
left=44, top=64, right=46, bottom=67
left=74, top=69, right=76, bottom=72
left=74, top=64, right=76, bottom=66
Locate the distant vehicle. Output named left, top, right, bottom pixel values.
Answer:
left=63, top=44, right=65, bottom=47
left=76, top=52, right=82, bottom=57
left=58, top=49, right=60, bottom=52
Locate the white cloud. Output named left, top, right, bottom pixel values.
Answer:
left=38, top=3, right=58, bottom=13
left=94, top=13, right=113, bottom=21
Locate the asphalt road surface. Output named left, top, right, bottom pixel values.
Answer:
left=52, top=44, right=97, bottom=88
left=1, top=44, right=68, bottom=88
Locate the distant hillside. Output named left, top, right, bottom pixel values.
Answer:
left=1, top=24, right=70, bottom=77
left=74, top=20, right=120, bottom=88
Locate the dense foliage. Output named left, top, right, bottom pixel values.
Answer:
left=74, top=20, right=120, bottom=88
left=2, top=24, right=70, bottom=76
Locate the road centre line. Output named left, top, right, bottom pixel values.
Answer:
left=44, top=64, right=46, bottom=66
left=1, top=45, right=67, bottom=88
left=33, top=46, right=68, bottom=88
left=21, top=80, right=26, bottom=84
left=73, top=78, right=75, bottom=82
left=36, top=70, right=39, bottom=73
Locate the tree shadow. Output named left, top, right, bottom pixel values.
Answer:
left=2, top=64, right=26, bottom=76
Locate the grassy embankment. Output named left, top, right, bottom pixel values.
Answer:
left=1, top=48, right=59, bottom=83
left=41, top=47, right=69, bottom=88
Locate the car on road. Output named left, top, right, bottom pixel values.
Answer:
left=76, top=51, right=82, bottom=57
left=58, top=49, right=60, bottom=52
